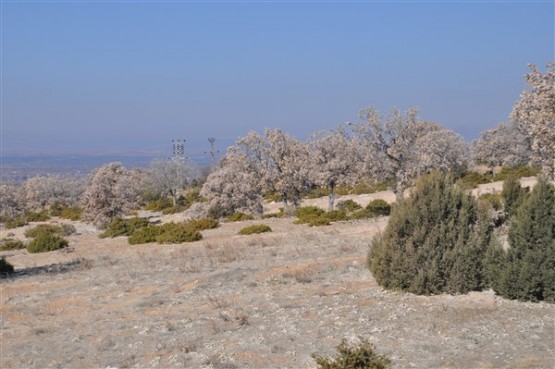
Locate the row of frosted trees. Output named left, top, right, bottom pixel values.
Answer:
left=0, top=63, right=553, bottom=227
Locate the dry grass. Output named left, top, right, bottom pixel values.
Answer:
left=1, top=210, right=553, bottom=369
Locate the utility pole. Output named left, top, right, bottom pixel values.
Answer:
left=172, top=139, right=185, bottom=160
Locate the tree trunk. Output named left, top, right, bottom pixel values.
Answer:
left=328, top=182, right=336, bottom=211
left=281, top=191, right=288, bottom=210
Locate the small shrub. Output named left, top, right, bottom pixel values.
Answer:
left=368, top=171, right=493, bottom=295
left=305, top=187, right=330, bottom=199
left=326, top=210, right=348, bottom=222
left=185, top=218, right=219, bottom=232
left=493, top=165, right=541, bottom=181
left=457, top=171, right=493, bottom=190
left=59, top=206, right=82, bottom=220
left=207, top=204, right=233, bottom=219
left=312, top=338, right=392, bottom=369
left=161, top=205, right=188, bottom=215
left=0, top=238, right=25, bottom=251
left=25, top=210, right=50, bottom=222
left=349, top=208, right=376, bottom=220
left=24, top=224, right=63, bottom=238
left=155, top=222, right=203, bottom=244
left=27, top=233, right=69, bottom=253
left=337, top=199, right=362, bottom=212
left=501, top=176, right=529, bottom=218
left=264, top=192, right=282, bottom=203
left=5, top=216, right=27, bottom=229
left=488, top=177, right=555, bottom=302
left=296, top=206, right=326, bottom=220
left=0, top=258, right=15, bottom=274
left=238, top=224, right=272, bottom=235
left=335, top=185, right=352, bottom=196
left=365, top=200, right=391, bottom=216
left=128, top=225, right=162, bottom=245
left=306, top=217, right=331, bottom=227
left=145, top=197, right=174, bottom=212
left=478, top=193, right=503, bottom=211
left=60, top=224, right=77, bottom=236
left=100, top=217, right=150, bottom=238
left=226, top=212, right=255, bottom=222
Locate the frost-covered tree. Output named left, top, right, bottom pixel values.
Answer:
left=0, top=184, right=26, bottom=219
left=81, top=162, right=142, bottom=228
left=201, top=129, right=313, bottom=215
left=351, top=107, right=469, bottom=197
left=144, top=158, right=194, bottom=206
left=511, top=62, right=555, bottom=180
left=200, top=154, right=264, bottom=216
left=265, top=128, right=313, bottom=209
left=24, top=175, right=84, bottom=210
left=472, top=122, right=532, bottom=169
left=309, top=128, right=363, bottom=210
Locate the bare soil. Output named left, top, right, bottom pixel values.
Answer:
left=1, top=191, right=554, bottom=369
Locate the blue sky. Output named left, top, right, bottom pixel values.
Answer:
left=2, top=1, right=554, bottom=160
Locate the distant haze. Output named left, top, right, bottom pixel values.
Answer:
left=2, top=1, right=554, bottom=159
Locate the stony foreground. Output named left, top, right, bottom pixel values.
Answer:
left=1, top=216, right=554, bottom=369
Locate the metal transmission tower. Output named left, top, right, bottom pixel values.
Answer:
left=172, top=139, right=185, bottom=160
left=206, top=137, right=219, bottom=165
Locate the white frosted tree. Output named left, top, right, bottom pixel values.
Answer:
left=472, top=122, right=532, bottom=170
left=200, top=153, right=264, bottom=216
left=351, top=107, right=470, bottom=197
left=511, top=62, right=555, bottom=180
left=0, top=184, right=26, bottom=219
left=81, top=162, right=142, bottom=228
left=264, top=129, right=313, bottom=209
left=144, top=158, right=194, bottom=206
left=24, top=175, right=84, bottom=210
left=308, top=128, right=362, bottom=210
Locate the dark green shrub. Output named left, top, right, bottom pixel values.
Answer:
left=128, top=225, right=162, bottom=245
left=365, top=200, right=391, bottom=216
left=24, top=224, right=63, bottom=238
left=488, top=177, right=555, bottom=302
left=25, top=210, right=50, bottom=222
left=337, top=199, right=362, bottom=212
left=349, top=208, right=376, bottom=220
left=5, top=216, right=28, bottom=229
left=493, top=165, right=541, bottom=181
left=457, top=171, right=493, bottom=190
left=478, top=193, right=503, bottom=211
left=0, top=258, right=15, bottom=274
left=312, top=338, right=391, bottom=369
left=238, top=224, right=272, bottom=235
left=296, top=206, right=326, bottom=220
left=155, top=222, right=203, bottom=243
left=0, top=238, right=26, bottom=251
left=27, top=233, right=69, bottom=253
left=185, top=218, right=219, bottom=232
left=49, top=202, right=65, bottom=217
left=226, top=212, right=254, bottom=222
left=326, top=210, right=348, bottom=222
left=100, top=217, right=150, bottom=238
left=501, top=176, right=529, bottom=217
left=368, top=172, right=493, bottom=295
left=306, top=217, right=331, bottom=227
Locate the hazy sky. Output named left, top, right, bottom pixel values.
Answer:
left=2, top=0, right=554, bottom=159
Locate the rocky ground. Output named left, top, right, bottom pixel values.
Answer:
left=1, top=189, right=554, bottom=369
